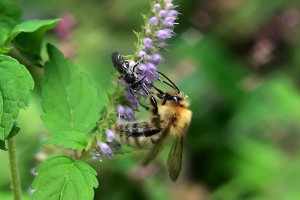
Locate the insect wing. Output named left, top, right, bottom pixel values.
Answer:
left=167, top=135, right=183, bottom=182
left=141, top=126, right=170, bottom=166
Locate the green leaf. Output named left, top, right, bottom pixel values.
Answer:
left=44, top=131, right=88, bottom=150
left=41, top=44, right=101, bottom=135
left=9, top=19, right=60, bottom=41
left=9, top=19, right=60, bottom=66
left=32, top=155, right=98, bottom=200
left=0, top=1, right=22, bottom=49
left=0, top=55, right=34, bottom=140
left=0, top=44, right=11, bottom=54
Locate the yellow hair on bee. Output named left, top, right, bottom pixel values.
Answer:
left=151, top=91, right=192, bottom=137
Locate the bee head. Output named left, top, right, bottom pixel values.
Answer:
left=157, top=90, right=189, bottom=108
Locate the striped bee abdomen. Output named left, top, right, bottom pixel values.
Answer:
left=112, top=121, right=162, bottom=149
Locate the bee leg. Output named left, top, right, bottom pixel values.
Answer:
left=149, top=95, right=158, bottom=110
left=140, top=83, right=158, bottom=110
left=132, top=58, right=143, bottom=73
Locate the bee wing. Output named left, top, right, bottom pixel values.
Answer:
left=167, top=135, right=183, bottom=182
left=141, top=127, right=170, bottom=166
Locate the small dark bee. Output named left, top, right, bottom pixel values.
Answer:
left=111, top=52, right=158, bottom=109
left=111, top=52, right=184, bottom=111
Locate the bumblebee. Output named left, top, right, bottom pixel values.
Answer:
left=112, top=89, right=192, bottom=181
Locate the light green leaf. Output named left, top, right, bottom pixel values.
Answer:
left=44, top=131, right=88, bottom=150
left=0, top=1, right=22, bottom=48
left=9, top=19, right=60, bottom=41
left=32, top=155, right=98, bottom=200
left=9, top=19, right=60, bottom=66
left=0, top=55, right=34, bottom=140
left=41, top=44, right=101, bottom=134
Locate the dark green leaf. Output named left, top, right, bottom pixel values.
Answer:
left=0, top=140, right=7, bottom=150
left=32, top=155, right=98, bottom=200
left=44, top=131, right=88, bottom=150
left=41, top=44, right=101, bottom=134
left=9, top=19, right=60, bottom=66
left=6, top=124, right=20, bottom=140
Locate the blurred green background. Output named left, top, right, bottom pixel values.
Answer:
left=1, top=0, right=300, bottom=199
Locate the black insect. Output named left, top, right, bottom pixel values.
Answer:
left=111, top=52, right=182, bottom=110
left=111, top=52, right=157, bottom=109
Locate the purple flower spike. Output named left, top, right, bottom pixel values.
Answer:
left=158, top=10, right=167, bottom=17
left=139, top=63, right=158, bottom=84
left=163, top=17, right=176, bottom=27
left=124, top=106, right=136, bottom=120
left=168, top=10, right=178, bottom=17
left=143, top=38, right=153, bottom=49
left=154, top=3, right=161, bottom=10
left=166, top=3, right=174, bottom=10
left=151, top=54, right=162, bottom=65
left=117, top=104, right=125, bottom=118
left=138, top=50, right=147, bottom=58
left=124, top=90, right=139, bottom=107
left=138, top=51, right=152, bottom=61
left=150, top=17, right=159, bottom=26
left=98, top=142, right=113, bottom=159
left=105, top=129, right=115, bottom=142
left=155, top=29, right=173, bottom=39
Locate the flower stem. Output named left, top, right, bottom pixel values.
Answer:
left=8, top=136, right=22, bottom=200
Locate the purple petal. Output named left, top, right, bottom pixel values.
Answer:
left=167, top=10, right=178, bottom=17
left=151, top=54, right=162, bottom=65
left=154, top=3, right=161, bottom=10
left=117, top=104, right=125, bottom=118
left=124, top=106, right=136, bottom=121
left=158, top=10, right=167, bottom=17
left=98, top=142, right=113, bottom=159
left=150, top=17, right=159, bottom=26
left=143, top=38, right=153, bottom=49
left=139, top=50, right=147, bottom=58
left=124, top=90, right=139, bottom=107
left=163, top=17, right=176, bottom=27
left=155, top=29, right=173, bottom=39
left=166, top=3, right=174, bottom=10
left=106, top=129, right=115, bottom=142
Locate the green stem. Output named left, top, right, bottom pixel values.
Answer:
left=8, top=137, right=22, bottom=200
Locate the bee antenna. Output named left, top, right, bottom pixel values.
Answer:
left=157, top=71, right=180, bottom=93
left=157, top=78, right=177, bottom=91
left=150, top=84, right=165, bottom=96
